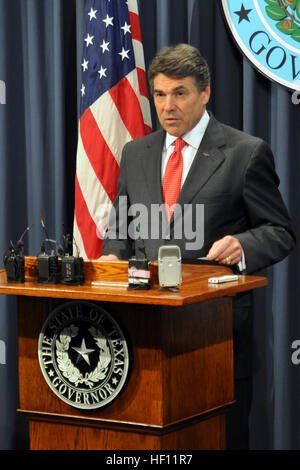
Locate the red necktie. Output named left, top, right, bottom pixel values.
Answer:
left=162, top=138, right=186, bottom=222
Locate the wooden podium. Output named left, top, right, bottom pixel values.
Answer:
left=0, top=258, right=267, bottom=450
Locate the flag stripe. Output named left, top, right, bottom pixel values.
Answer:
left=137, top=67, right=148, bottom=98
left=109, top=77, right=146, bottom=140
left=144, top=122, right=152, bottom=136
left=132, top=39, right=146, bottom=71
left=80, top=108, right=120, bottom=202
left=128, top=0, right=138, bottom=15
left=73, top=220, right=87, bottom=259
left=90, top=91, right=132, bottom=166
left=126, top=71, right=152, bottom=130
left=76, top=130, right=109, bottom=220
left=129, top=11, right=142, bottom=42
left=75, top=175, right=103, bottom=259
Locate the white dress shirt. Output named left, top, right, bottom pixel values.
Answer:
left=161, top=110, right=210, bottom=185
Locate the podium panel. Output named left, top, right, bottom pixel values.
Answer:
left=0, top=260, right=267, bottom=450
left=17, top=295, right=233, bottom=450
left=28, top=414, right=226, bottom=450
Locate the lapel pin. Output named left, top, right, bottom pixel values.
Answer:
left=202, top=152, right=210, bottom=157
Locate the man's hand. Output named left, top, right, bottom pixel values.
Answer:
left=206, top=235, right=242, bottom=265
left=98, top=254, right=120, bottom=261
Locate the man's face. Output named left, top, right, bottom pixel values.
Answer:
left=153, top=74, right=210, bottom=137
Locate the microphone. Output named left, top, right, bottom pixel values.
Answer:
left=37, top=216, right=61, bottom=283
left=60, top=234, right=84, bottom=286
left=3, top=224, right=32, bottom=283
left=40, top=215, right=49, bottom=240
left=15, top=225, right=32, bottom=254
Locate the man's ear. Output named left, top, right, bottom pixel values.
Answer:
left=202, top=84, right=211, bottom=105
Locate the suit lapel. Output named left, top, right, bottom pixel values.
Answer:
left=140, top=117, right=227, bottom=229
left=141, top=129, right=165, bottom=204
left=177, top=116, right=226, bottom=207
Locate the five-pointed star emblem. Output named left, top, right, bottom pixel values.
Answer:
left=121, top=21, right=131, bottom=35
left=103, top=14, right=114, bottom=28
left=98, top=66, right=107, bottom=79
left=234, top=4, right=252, bottom=23
left=84, top=33, right=94, bottom=47
left=88, top=7, right=97, bottom=21
left=72, top=338, right=95, bottom=366
left=100, top=40, right=110, bottom=54
left=118, top=47, right=130, bottom=60
left=81, top=58, right=89, bottom=72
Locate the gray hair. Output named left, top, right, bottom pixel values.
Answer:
left=148, top=43, right=210, bottom=94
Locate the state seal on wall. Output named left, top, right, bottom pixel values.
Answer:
left=38, top=301, right=131, bottom=410
left=222, top=0, right=300, bottom=91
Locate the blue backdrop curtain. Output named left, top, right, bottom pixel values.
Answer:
left=0, top=0, right=299, bottom=450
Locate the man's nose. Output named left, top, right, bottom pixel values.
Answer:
left=164, top=94, right=176, bottom=111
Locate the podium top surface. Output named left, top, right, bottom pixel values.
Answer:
left=0, top=258, right=267, bottom=306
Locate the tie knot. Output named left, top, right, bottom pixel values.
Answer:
left=174, top=138, right=186, bottom=153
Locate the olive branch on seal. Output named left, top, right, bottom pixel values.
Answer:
left=264, top=0, right=300, bottom=42
left=56, top=324, right=111, bottom=388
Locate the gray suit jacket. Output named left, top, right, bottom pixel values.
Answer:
left=102, top=115, right=295, bottom=273
left=102, top=115, right=296, bottom=379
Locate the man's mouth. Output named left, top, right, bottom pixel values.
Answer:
left=165, top=117, right=179, bottom=123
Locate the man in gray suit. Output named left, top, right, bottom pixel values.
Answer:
left=100, top=44, right=296, bottom=448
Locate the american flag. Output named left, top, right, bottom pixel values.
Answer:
left=73, top=0, right=152, bottom=259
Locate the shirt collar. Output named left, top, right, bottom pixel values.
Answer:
left=165, top=110, right=210, bottom=150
